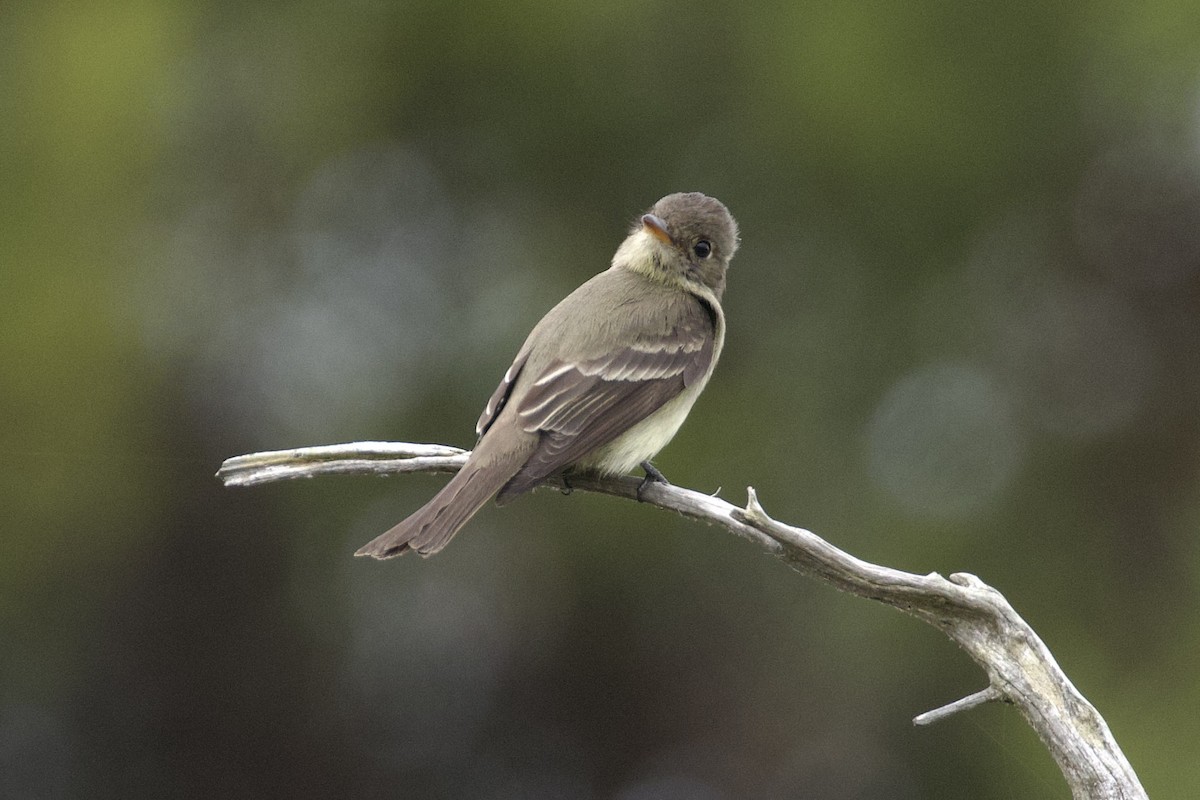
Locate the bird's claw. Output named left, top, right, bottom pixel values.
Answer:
left=636, top=461, right=670, bottom=502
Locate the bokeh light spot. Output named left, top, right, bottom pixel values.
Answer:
left=867, top=362, right=1024, bottom=520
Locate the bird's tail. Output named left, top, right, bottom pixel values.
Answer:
left=354, top=459, right=511, bottom=559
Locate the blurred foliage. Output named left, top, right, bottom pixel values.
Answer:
left=3, top=0, right=1200, bottom=797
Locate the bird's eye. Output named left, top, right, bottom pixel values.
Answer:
left=693, top=240, right=712, bottom=259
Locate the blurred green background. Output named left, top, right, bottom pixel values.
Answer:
left=3, top=0, right=1199, bottom=797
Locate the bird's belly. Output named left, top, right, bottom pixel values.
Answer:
left=576, top=380, right=706, bottom=476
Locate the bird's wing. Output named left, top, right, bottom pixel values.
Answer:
left=493, top=304, right=714, bottom=501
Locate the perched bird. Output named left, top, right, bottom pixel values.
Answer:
left=356, top=192, right=739, bottom=558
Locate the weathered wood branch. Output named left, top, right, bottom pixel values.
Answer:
left=217, top=441, right=1146, bottom=800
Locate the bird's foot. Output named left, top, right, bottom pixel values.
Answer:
left=560, top=472, right=574, bottom=496
left=636, top=461, right=670, bottom=502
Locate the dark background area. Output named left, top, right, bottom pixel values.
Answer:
left=3, top=1, right=1199, bottom=797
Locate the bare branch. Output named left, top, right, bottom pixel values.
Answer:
left=217, top=441, right=1146, bottom=800
left=913, top=686, right=1005, bottom=726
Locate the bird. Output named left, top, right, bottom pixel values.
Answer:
left=355, top=192, right=739, bottom=558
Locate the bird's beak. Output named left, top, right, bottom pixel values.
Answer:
left=641, top=213, right=673, bottom=245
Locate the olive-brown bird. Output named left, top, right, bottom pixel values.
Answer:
left=356, top=192, right=739, bottom=558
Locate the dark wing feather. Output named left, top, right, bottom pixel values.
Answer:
left=476, top=350, right=529, bottom=437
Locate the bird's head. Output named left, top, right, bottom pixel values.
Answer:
left=613, top=192, right=739, bottom=299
